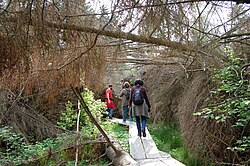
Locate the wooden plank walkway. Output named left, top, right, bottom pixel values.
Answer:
left=111, top=118, right=185, bottom=166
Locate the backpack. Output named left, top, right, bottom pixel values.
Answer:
left=132, top=87, right=144, bottom=105
left=125, top=89, right=130, bottom=100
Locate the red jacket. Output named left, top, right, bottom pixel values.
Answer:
left=105, top=88, right=115, bottom=109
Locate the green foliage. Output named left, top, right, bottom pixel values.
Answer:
left=0, top=126, right=59, bottom=165
left=149, top=123, right=212, bottom=166
left=79, top=89, right=106, bottom=137
left=193, top=53, right=250, bottom=163
left=57, top=101, right=77, bottom=130
left=228, top=136, right=250, bottom=152
left=150, top=123, right=183, bottom=150
left=0, top=126, right=25, bottom=151
left=0, top=127, right=109, bottom=165
left=101, top=121, right=129, bottom=152
left=0, top=89, right=108, bottom=165
left=0, top=126, right=26, bottom=165
left=149, top=123, right=206, bottom=166
left=58, top=88, right=106, bottom=135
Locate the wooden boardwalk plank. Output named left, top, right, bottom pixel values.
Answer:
left=137, top=158, right=185, bottom=166
left=141, top=128, right=161, bottom=159
left=110, top=118, right=185, bottom=166
left=129, top=123, right=147, bottom=159
left=159, top=158, right=186, bottom=166
left=137, top=159, right=172, bottom=166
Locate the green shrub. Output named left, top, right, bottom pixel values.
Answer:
left=194, top=52, right=249, bottom=164
left=0, top=126, right=109, bottom=165
left=0, top=89, right=108, bottom=165
left=0, top=126, right=56, bottom=165
left=57, top=101, right=77, bottom=130
left=57, top=88, right=106, bottom=137
left=0, top=126, right=25, bottom=152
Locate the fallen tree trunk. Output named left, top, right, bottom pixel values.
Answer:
left=3, top=16, right=191, bottom=52
left=72, top=87, right=138, bottom=165
left=105, top=138, right=138, bottom=166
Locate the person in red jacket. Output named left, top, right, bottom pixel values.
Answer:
left=105, top=84, right=115, bottom=119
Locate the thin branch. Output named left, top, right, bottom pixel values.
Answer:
left=57, top=0, right=118, bottom=70
left=220, top=32, right=250, bottom=39
left=75, top=100, right=81, bottom=166
left=0, top=0, right=12, bottom=15
left=191, top=2, right=209, bottom=28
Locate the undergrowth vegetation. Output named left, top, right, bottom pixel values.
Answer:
left=0, top=88, right=131, bottom=165
left=0, top=127, right=109, bottom=165
left=0, top=89, right=110, bottom=165
left=101, top=121, right=129, bottom=152
left=149, top=123, right=208, bottom=166
left=58, top=88, right=106, bottom=132
left=194, top=50, right=250, bottom=165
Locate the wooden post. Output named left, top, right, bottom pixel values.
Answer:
left=75, top=100, right=81, bottom=166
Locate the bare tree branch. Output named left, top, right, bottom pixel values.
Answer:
left=220, top=32, right=250, bottom=39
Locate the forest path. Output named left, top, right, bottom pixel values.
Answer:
left=111, top=118, right=185, bottom=166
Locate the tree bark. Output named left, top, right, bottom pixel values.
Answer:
left=45, top=20, right=191, bottom=51
left=3, top=16, right=191, bottom=52
left=105, top=139, right=138, bottom=166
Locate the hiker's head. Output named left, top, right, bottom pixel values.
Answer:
left=134, top=79, right=143, bottom=86
left=123, top=82, right=130, bottom=88
left=108, top=84, right=113, bottom=90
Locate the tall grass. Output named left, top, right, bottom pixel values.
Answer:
left=149, top=123, right=207, bottom=166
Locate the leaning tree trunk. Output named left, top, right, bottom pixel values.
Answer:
left=105, top=136, right=138, bottom=166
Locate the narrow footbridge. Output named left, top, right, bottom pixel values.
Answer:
left=111, top=118, right=185, bottom=166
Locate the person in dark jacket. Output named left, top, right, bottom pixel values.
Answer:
left=119, top=81, right=131, bottom=123
left=129, top=79, right=151, bottom=137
